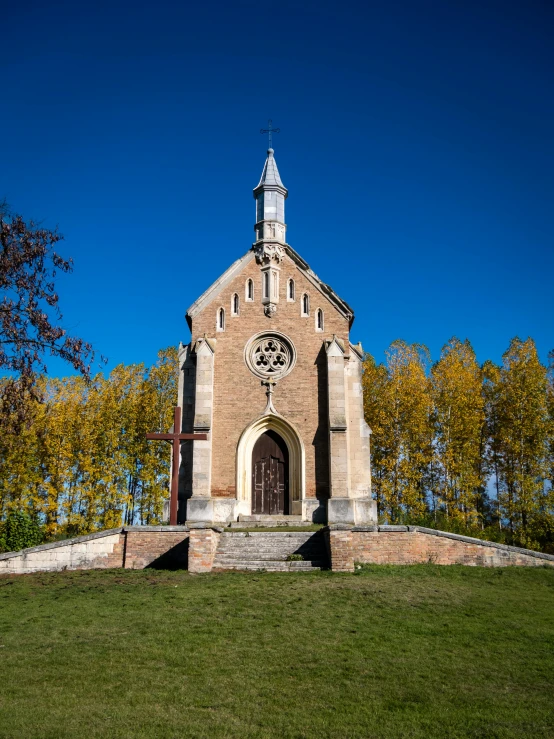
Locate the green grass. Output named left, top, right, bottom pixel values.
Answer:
left=0, top=566, right=553, bottom=739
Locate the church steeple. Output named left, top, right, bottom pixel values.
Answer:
left=253, top=148, right=288, bottom=247
left=252, top=148, right=288, bottom=318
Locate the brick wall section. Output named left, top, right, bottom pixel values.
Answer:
left=327, top=525, right=554, bottom=572
left=123, top=527, right=190, bottom=569
left=326, top=529, right=355, bottom=572
left=188, top=528, right=221, bottom=573
left=191, top=252, right=351, bottom=500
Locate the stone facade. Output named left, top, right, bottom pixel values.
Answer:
left=177, top=149, right=376, bottom=526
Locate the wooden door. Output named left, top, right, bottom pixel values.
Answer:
left=252, top=431, right=289, bottom=515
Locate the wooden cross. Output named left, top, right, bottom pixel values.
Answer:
left=146, top=406, right=207, bottom=525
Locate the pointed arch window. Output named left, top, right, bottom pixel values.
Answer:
left=217, top=307, right=225, bottom=332
left=232, top=293, right=239, bottom=316
left=315, top=308, right=324, bottom=332
left=246, top=278, right=254, bottom=302
left=301, top=293, right=310, bottom=317
left=287, top=278, right=295, bottom=302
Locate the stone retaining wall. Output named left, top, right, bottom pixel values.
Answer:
left=326, top=525, right=554, bottom=572
left=2, top=524, right=554, bottom=575
left=0, top=526, right=191, bottom=575
left=0, top=529, right=125, bottom=575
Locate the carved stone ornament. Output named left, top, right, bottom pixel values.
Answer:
left=245, top=331, right=296, bottom=380
left=253, top=242, right=285, bottom=265
left=264, top=303, right=277, bottom=318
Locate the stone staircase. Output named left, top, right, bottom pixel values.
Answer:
left=212, top=530, right=328, bottom=572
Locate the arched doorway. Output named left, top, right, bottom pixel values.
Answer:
left=252, top=430, right=289, bottom=515
left=235, top=414, right=305, bottom=518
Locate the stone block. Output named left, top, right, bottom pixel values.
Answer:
left=354, top=498, right=377, bottom=524
left=327, top=497, right=355, bottom=525
left=211, top=498, right=237, bottom=523
left=186, top=497, right=214, bottom=522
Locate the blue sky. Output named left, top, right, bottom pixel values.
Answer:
left=2, top=0, right=553, bottom=376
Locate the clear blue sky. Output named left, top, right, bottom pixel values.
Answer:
left=2, top=0, right=553, bottom=376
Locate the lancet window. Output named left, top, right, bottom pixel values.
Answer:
left=232, top=293, right=239, bottom=316
left=287, top=279, right=295, bottom=301
left=301, top=293, right=310, bottom=317
left=316, top=308, right=324, bottom=332
left=217, top=307, right=225, bottom=331
left=246, top=279, right=254, bottom=301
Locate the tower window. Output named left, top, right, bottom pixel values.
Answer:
left=246, top=279, right=254, bottom=301
left=217, top=307, right=225, bottom=332
left=232, top=293, right=239, bottom=316
left=264, top=271, right=270, bottom=299
left=287, top=279, right=295, bottom=302
left=301, top=293, right=309, bottom=317
left=316, top=308, right=324, bottom=332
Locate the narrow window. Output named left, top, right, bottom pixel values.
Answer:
left=288, top=279, right=295, bottom=301
left=302, top=293, right=309, bottom=316
left=264, top=271, right=270, bottom=299
left=217, top=307, right=225, bottom=331
left=232, top=293, right=239, bottom=316
left=316, top=308, right=323, bottom=331
left=246, top=279, right=254, bottom=301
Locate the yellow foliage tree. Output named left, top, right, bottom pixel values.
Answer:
left=0, top=347, right=178, bottom=539
left=486, top=338, right=549, bottom=548
left=363, top=341, right=433, bottom=522
left=430, top=338, right=486, bottom=525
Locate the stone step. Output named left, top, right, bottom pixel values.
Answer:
left=216, top=544, right=324, bottom=553
left=217, top=538, right=322, bottom=546
left=237, top=515, right=304, bottom=523
left=215, top=552, right=323, bottom=562
left=213, top=560, right=325, bottom=572
left=228, top=520, right=314, bottom=529
left=222, top=535, right=320, bottom=540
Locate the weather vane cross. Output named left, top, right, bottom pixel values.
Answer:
left=260, top=119, right=280, bottom=149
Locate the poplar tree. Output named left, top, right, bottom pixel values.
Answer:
left=430, top=338, right=486, bottom=524
left=491, top=338, right=549, bottom=547
left=363, top=341, right=432, bottom=522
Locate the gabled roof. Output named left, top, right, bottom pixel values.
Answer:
left=185, top=246, right=354, bottom=329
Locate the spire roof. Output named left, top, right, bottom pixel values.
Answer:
left=254, top=149, right=287, bottom=194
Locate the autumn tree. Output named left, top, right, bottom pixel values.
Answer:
left=363, top=341, right=433, bottom=522
left=0, top=208, right=97, bottom=429
left=430, top=338, right=486, bottom=525
left=488, top=338, right=550, bottom=548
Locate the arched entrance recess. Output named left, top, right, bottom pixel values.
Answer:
left=252, top=430, right=289, bottom=515
left=236, top=414, right=305, bottom=518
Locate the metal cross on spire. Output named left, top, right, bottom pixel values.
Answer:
left=260, top=119, right=280, bottom=149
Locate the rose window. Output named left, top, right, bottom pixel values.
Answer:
left=245, top=332, right=296, bottom=380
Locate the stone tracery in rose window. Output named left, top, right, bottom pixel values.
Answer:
left=245, top=332, right=296, bottom=380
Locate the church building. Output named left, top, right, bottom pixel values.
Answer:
left=177, top=148, right=376, bottom=526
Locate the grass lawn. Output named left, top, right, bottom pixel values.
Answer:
left=0, top=566, right=553, bottom=739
